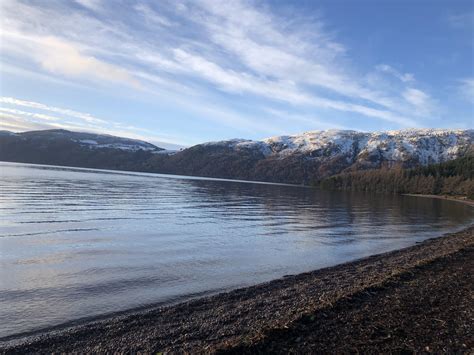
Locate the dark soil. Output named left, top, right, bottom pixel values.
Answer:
left=1, top=226, right=473, bottom=354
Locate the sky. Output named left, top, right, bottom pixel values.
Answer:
left=0, top=0, right=473, bottom=148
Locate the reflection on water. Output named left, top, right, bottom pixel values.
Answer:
left=0, top=162, right=472, bottom=338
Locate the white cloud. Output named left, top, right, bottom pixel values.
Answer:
left=403, top=88, right=429, bottom=106
left=0, top=0, right=438, bottom=134
left=75, top=0, right=102, bottom=12
left=0, top=62, right=94, bottom=91
left=135, top=3, right=175, bottom=27
left=171, top=49, right=417, bottom=126
left=0, top=97, right=106, bottom=124
left=458, top=78, right=474, bottom=103
left=376, top=64, right=414, bottom=83
left=0, top=107, right=61, bottom=121
left=34, top=37, right=139, bottom=87
left=0, top=110, right=105, bottom=133
left=0, top=113, right=57, bottom=131
left=2, top=30, right=140, bottom=87
left=402, top=88, right=433, bottom=116
left=0, top=104, right=189, bottom=149
left=192, top=0, right=399, bottom=111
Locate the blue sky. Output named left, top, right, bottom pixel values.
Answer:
left=0, top=0, right=473, bottom=148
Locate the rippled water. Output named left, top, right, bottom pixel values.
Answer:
left=0, top=162, right=472, bottom=338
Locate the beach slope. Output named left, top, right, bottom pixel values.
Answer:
left=1, top=226, right=473, bottom=354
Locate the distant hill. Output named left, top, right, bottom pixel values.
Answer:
left=0, top=129, right=164, bottom=171
left=1, top=128, right=473, bottom=184
left=0, top=129, right=162, bottom=151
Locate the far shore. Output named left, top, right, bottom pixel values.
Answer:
left=403, top=193, right=474, bottom=207
left=2, top=224, right=473, bottom=353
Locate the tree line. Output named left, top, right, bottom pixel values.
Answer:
left=317, top=156, right=474, bottom=199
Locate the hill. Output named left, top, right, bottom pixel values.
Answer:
left=0, top=129, right=164, bottom=171
left=0, top=128, right=472, bottom=184
left=149, top=129, right=473, bottom=184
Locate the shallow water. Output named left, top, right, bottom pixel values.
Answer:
left=0, top=162, right=472, bottom=338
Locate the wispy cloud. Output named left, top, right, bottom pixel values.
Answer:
left=458, top=78, right=474, bottom=103
left=74, top=0, right=103, bottom=12
left=0, top=97, right=106, bottom=124
left=0, top=107, right=61, bottom=122
left=0, top=96, right=189, bottom=148
left=0, top=0, right=453, bottom=138
left=135, top=3, right=175, bottom=27
left=376, top=64, right=414, bottom=83
left=402, top=88, right=434, bottom=117
left=0, top=113, right=58, bottom=131
left=2, top=32, right=139, bottom=87
left=447, top=12, right=474, bottom=29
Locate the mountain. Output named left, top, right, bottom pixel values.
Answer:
left=0, top=129, right=164, bottom=170
left=0, top=129, right=162, bottom=151
left=149, top=129, right=474, bottom=184
left=1, top=128, right=472, bottom=184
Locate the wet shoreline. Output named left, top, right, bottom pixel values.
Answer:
left=403, top=193, right=474, bottom=207
left=1, top=225, right=473, bottom=353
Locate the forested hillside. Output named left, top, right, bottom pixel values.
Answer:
left=318, top=156, right=474, bottom=199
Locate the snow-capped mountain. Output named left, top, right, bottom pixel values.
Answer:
left=1, top=128, right=472, bottom=184
left=175, top=129, right=473, bottom=183
left=204, top=129, right=473, bottom=167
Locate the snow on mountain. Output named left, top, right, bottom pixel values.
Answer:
left=204, top=129, right=473, bottom=168
left=1, top=128, right=471, bottom=184
left=74, top=140, right=160, bottom=152
left=72, top=136, right=161, bottom=152
left=17, top=129, right=164, bottom=152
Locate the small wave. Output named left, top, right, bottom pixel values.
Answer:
left=1, top=228, right=100, bottom=238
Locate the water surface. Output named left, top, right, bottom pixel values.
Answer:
left=1, top=162, right=472, bottom=338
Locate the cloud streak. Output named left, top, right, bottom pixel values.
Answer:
left=0, top=97, right=106, bottom=124
left=0, top=96, right=190, bottom=148
left=1, top=0, right=463, bottom=140
left=458, top=78, right=474, bottom=103
left=447, top=12, right=474, bottom=29
left=376, top=64, right=414, bottom=83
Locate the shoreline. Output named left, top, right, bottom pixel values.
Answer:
left=1, top=225, right=473, bottom=353
left=0, top=161, right=301, bottom=188
left=403, top=193, right=474, bottom=207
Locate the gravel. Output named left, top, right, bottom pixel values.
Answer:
left=1, top=225, right=473, bottom=354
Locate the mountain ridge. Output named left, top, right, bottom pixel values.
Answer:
left=6, top=129, right=164, bottom=152
left=0, top=128, right=472, bottom=184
